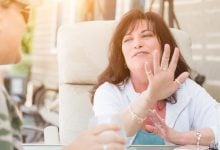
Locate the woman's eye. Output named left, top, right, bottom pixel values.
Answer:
left=142, top=34, right=153, bottom=38
left=123, top=38, right=132, bottom=43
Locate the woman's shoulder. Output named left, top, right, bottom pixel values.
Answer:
left=175, top=78, right=205, bottom=100
left=95, top=82, right=120, bottom=95
left=97, top=82, right=118, bottom=91
left=180, top=78, right=215, bottom=101
left=97, top=80, right=128, bottom=92
left=181, top=78, right=203, bottom=92
left=95, top=81, right=129, bottom=98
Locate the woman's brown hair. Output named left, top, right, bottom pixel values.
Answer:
left=91, top=9, right=190, bottom=103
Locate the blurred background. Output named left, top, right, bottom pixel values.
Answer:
left=0, top=0, right=219, bottom=144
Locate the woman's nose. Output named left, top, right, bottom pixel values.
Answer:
left=133, top=39, right=143, bottom=49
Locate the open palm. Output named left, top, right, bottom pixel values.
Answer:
left=143, top=44, right=189, bottom=102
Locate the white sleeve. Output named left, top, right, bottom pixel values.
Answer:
left=190, top=83, right=218, bottom=144
left=93, top=83, right=124, bottom=116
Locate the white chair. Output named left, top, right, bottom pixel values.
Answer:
left=48, top=20, right=192, bottom=145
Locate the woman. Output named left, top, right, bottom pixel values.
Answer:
left=92, top=9, right=218, bottom=146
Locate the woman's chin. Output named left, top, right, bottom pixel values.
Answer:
left=130, top=64, right=145, bottom=71
left=129, top=61, right=153, bottom=72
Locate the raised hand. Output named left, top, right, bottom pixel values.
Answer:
left=144, top=44, right=189, bottom=102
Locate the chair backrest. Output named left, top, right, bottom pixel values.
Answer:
left=57, top=20, right=191, bottom=144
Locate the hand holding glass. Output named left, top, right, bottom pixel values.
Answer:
left=89, top=115, right=127, bottom=146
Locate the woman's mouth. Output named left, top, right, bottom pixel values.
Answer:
left=134, top=51, right=148, bottom=57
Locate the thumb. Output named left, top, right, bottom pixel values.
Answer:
left=174, top=72, right=190, bottom=87
left=144, top=124, right=155, bottom=133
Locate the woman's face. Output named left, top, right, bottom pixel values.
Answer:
left=0, top=3, right=26, bottom=64
left=122, top=20, right=161, bottom=73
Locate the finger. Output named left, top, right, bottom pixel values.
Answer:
left=153, top=112, right=166, bottom=127
left=150, top=111, right=163, bottom=130
left=152, top=109, right=163, bottom=123
left=91, top=123, right=120, bottom=135
left=152, top=127, right=159, bottom=134
left=144, top=124, right=158, bottom=134
left=174, top=72, right=190, bottom=88
left=153, top=50, right=161, bottom=73
left=157, top=118, right=167, bottom=137
left=144, top=125, right=155, bottom=133
left=161, top=119, right=166, bottom=128
left=169, top=47, right=179, bottom=72
left=99, top=132, right=125, bottom=144
left=150, top=112, right=168, bottom=137
left=150, top=121, right=165, bottom=136
left=160, top=44, right=170, bottom=71
left=145, top=62, right=153, bottom=81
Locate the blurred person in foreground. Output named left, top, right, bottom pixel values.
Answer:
left=0, top=0, right=27, bottom=149
left=92, top=9, right=218, bottom=146
left=0, top=1, right=125, bottom=150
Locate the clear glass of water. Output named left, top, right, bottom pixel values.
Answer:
left=89, top=114, right=127, bottom=145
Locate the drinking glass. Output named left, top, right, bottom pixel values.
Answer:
left=89, top=114, right=127, bottom=145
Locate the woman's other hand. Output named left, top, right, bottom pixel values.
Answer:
left=144, top=109, right=179, bottom=143
left=64, top=123, right=126, bottom=150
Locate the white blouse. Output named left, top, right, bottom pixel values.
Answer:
left=93, top=78, right=218, bottom=145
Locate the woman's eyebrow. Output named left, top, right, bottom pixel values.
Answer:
left=124, top=32, right=132, bottom=36
left=141, top=29, right=152, bottom=33
left=124, top=29, right=152, bottom=36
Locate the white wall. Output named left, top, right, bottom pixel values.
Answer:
left=174, top=0, right=220, bottom=100
left=31, top=0, right=59, bottom=88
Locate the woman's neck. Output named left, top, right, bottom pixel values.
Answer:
left=130, top=71, right=148, bottom=93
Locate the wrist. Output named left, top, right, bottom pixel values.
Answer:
left=129, top=92, right=155, bottom=122
left=140, top=90, right=156, bottom=108
left=169, top=131, right=188, bottom=145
